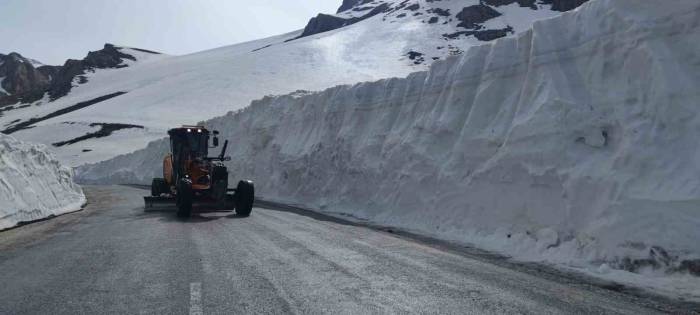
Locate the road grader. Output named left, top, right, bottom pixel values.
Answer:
left=144, top=126, right=254, bottom=217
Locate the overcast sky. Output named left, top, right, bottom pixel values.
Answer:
left=0, top=0, right=339, bottom=65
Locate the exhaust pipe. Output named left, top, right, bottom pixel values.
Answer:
left=219, top=140, right=229, bottom=160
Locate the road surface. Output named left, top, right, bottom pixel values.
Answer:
left=0, top=185, right=696, bottom=314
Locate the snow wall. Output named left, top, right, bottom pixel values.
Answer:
left=77, top=0, right=700, bottom=271
left=0, top=134, right=86, bottom=230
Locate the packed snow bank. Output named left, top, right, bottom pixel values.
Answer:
left=78, top=0, right=700, bottom=296
left=0, top=134, right=85, bottom=230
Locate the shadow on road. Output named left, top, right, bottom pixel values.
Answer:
left=134, top=206, right=246, bottom=223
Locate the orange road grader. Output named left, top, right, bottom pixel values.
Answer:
left=144, top=126, right=254, bottom=217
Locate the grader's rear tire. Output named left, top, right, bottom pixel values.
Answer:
left=235, top=180, right=254, bottom=217
left=176, top=179, right=193, bottom=218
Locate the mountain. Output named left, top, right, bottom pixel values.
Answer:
left=0, top=0, right=589, bottom=166
left=0, top=44, right=156, bottom=107
left=0, top=53, right=53, bottom=105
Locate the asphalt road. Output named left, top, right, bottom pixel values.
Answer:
left=0, top=185, right=697, bottom=314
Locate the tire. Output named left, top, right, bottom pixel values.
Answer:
left=176, top=179, right=193, bottom=218
left=151, top=178, right=166, bottom=197
left=235, top=180, right=254, bottom=217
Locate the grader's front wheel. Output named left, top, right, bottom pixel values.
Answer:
left=176, top=179, right=193, bottom=218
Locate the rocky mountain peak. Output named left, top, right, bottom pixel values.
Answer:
left=83, top=43, right=136, bottom=70
left=6, top=52, right=24, bottom=60
left=295, top=3, right=389, bottom=40
left=0, top=52, right=51, bottom=100
left=0, top=43, right=154, bottom=106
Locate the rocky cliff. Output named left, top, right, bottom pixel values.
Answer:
left=0, top=44, right=158, bottom=107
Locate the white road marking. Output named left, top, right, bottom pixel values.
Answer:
left=190, top=282, right=203, bottom=315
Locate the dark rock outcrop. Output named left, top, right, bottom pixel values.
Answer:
left=540, top=0, right=589, bottom=12
left=36, top=65, right=62, bottom=81
left=52, top=122, right=144, bottom=147
left=456, top=4, right=502, bottom=29
left=83, top=43, right=136, bottom=69
left=298, top=14, right=352, bottom=39
left=473, top=27, right=514, bottom=41
left=429, top=8, right=451, bottom=16
left=406, top=4, right=420, bottom=11
left=0, top=53, right=54, bottom=106
left=483, top=0, right=537, bottom=9
left=405, top=50, right=425, bottom=65
left=48, top=44, right=138, bottom=100
left=3, top=91, right=128, bottom=134
left=0, top=53, right=51, bottom=96
left=295, top=3, right=390, bottom=40
left=337, top=0, right=372, bottom=13
left=443, top=26, right=513, bottom=41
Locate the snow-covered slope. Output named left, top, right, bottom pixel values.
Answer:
left=0, top=134, right=85, bottom=230
left=0, top=0, right=582, bottom=166
left=77, top=0, right=700, bottom=299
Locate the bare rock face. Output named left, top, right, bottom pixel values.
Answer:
left=83, top=43, right=136, bottom=69
left=540, top=0, right=589, bottom=12
left=337, top=0, right=372, bottom=13
left=0, top=43, right=144, bottom=106
left=296, top=3, right=389, bottom=40
left=0, top=53, right=51, bottom=96
left=455, top=4, right=502, bottom=29
left=299, top=14, right=351, bottom=38
left=483, top=0, right=537, bottom=9
left=0, top=53, right=54, bottom=106
left=47, top=44, right=137, bottom=100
